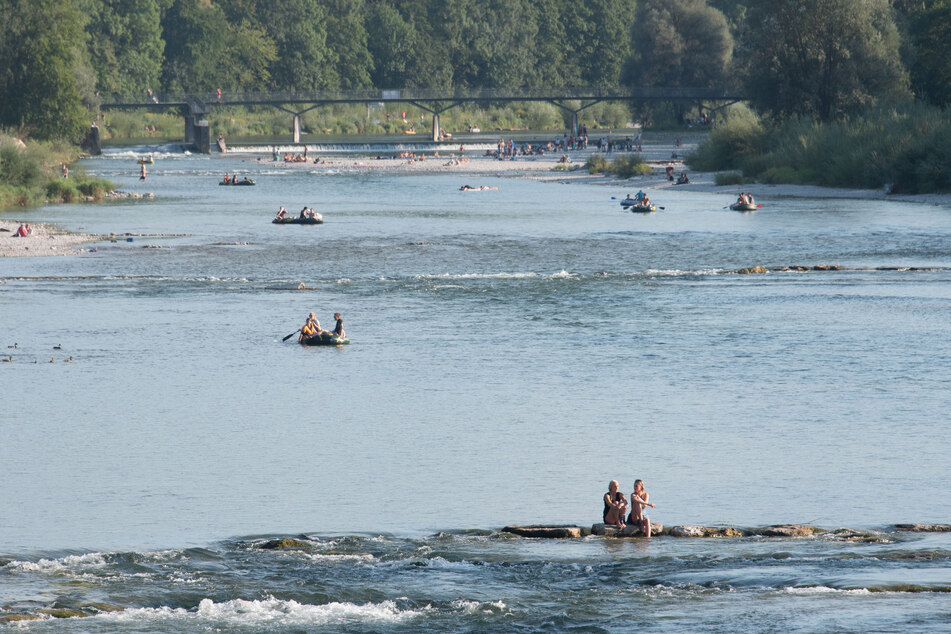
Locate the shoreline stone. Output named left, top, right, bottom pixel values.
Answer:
left=259, top=537, right=312, bottom=550
left=590, top=522, right=664, bottom=537
left=502, top=525, right=583, bottom=539
left=894, top=523, right=951, bottom=532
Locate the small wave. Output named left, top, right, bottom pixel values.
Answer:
left=782, top=586, right=872, bottom=596
left=302, top=552, right=376, bottom=563
left=96, top=597, right=424, bottom=627
left=451, top=599, right=508, bottom=616
left=644, top=268, right=724, bottom=277
left=7, top=552, right=108, bottom=574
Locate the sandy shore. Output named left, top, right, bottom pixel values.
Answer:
left=3, top=141, right=948, bottom=258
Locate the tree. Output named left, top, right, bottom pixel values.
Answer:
left=564, top=0, right=638, bottom=87
left=365, top=3, right=426, bottom=88
left=910, top=0, right=951, bottom=106
left=160, top=0, right=229, bottom=92
left=628, top=0, right=733, bottom=88
left=256, top=0, right=333, bottom=90
left=740, top=0, right=910, bottom=121
left=83, top=0, right=165, bottom=96
left=322, top=0, right=373, bottom=89
left=0, top=0, right=91, bottom=139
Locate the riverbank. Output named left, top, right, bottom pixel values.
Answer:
left=260, top=143, right=951, bottom=207
left=0, top=220, right=103, bottom=257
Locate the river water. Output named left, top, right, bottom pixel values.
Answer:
left=1, top=150, right=950, bottom=631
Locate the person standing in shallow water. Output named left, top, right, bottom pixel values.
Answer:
left=603, top=480, right=628, bottom=528
left=628, top=479, right=656, bottom=537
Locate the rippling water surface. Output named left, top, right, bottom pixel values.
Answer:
left=1, top=152, right=950, bottom=630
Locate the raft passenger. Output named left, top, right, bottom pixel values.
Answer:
left=332, top=312, right=345, bottom=338
left=299, top=312, right=320, bottom=342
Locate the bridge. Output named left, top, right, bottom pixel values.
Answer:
left=98, top=86, right=745, bottom=153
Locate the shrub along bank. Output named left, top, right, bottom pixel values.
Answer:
left=0, top=132, right=114, bottom=208
left=687, top=103, right=951, bottom=194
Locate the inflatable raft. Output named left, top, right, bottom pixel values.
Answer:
left=220, top=179, right=255, bottom=186
left=273, top=216, right=323, bottom=225
left=730, top=202, right=757, bottom=211
left=300, top=332, right=349, bottom=346
left=626, top=203, right=656, bottom=212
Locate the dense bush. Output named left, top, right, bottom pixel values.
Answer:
left=687, top=103, right=951, bottom=193
left=46, top=179, right=80, bottom=202
left=585, top=153, right=652, bottom=178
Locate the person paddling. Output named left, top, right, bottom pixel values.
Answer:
left=299, top=312, right=320, bottom=343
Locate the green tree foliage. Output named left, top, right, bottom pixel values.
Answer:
left=740, top=0, right=910, bottom=121
left=257, top=0, right=333, bottom=90
left=564, top=0, right=638, bottom=87
left=324, top=0, right=374, bottom=90
left=161, top=0, right=229, bottom=92
left=628, top=0, right=733, bottom=87
left=909, top=0, right=951, bottom=106
left=365, top=3, right=427, bottom=88
left=0, top=0, right=91, bottom=139
left=82, top=0, right=165, bottom=96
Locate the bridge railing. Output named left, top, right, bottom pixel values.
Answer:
left=101, top=86, right=744, bottom=107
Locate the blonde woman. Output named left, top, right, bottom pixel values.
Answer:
left=603, top=480, right=628, bottom=528
left=628, top=479, right=657, bottom=537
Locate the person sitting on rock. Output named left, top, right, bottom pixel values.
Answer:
left=603, top=480, right=628, bottom=529
left=628, top=479, right=656, bottom=537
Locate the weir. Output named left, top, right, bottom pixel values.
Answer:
left=101, top=86, right=745, bottom=153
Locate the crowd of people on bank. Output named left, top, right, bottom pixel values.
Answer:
left=603, top=479, right=657, bottom=537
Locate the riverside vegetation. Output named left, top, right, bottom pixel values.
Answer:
left=0, top=132, right=114, bottom=208
left=688, top=103, right=951, bottom=194
left=2, top=0, right=951, bottom=196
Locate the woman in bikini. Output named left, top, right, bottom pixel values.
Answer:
left=628, top=479, right=657, bottom=537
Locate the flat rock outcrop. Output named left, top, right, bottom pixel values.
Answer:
left=894, top=523, right=951, bottom=532
left=668, top=525, right=749, bottom=538
left=754, top=525, right=824, bottom=537
left=259, top=537, right=312, bottom=550
left=591, top=522, right=663, bottom=537
left=502, top=525, right=582, bottom=539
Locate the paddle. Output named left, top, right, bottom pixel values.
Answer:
left=282, top=329, right=300, bottom=342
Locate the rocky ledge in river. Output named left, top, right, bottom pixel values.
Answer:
left=501, top=523, right=938, bottom=540
left=894, top=523, right=951, bottom=532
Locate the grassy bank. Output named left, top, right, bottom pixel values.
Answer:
left=0, top=132, right=115, bottom=207
left=687, top=104, right=951, bottom=194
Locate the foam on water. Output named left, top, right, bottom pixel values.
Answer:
left=95, top=597, right=424, bottom=627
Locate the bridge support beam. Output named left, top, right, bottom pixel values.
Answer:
left=292, top=115, right=301, bottom=144
left=432, top=113, right=440, bottom=141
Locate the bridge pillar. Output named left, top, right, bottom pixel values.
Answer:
left=184, top=115, right=197, bottom=144
left=432, top=113, right=440, bottom=141
left=194, top=120, right=210, bottom=154
left=292, top=115, right=301, bottom=144
left=571, top=112, right=579, bottom=137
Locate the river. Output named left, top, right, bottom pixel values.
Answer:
left=0, top=149, right=949, bottom=631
